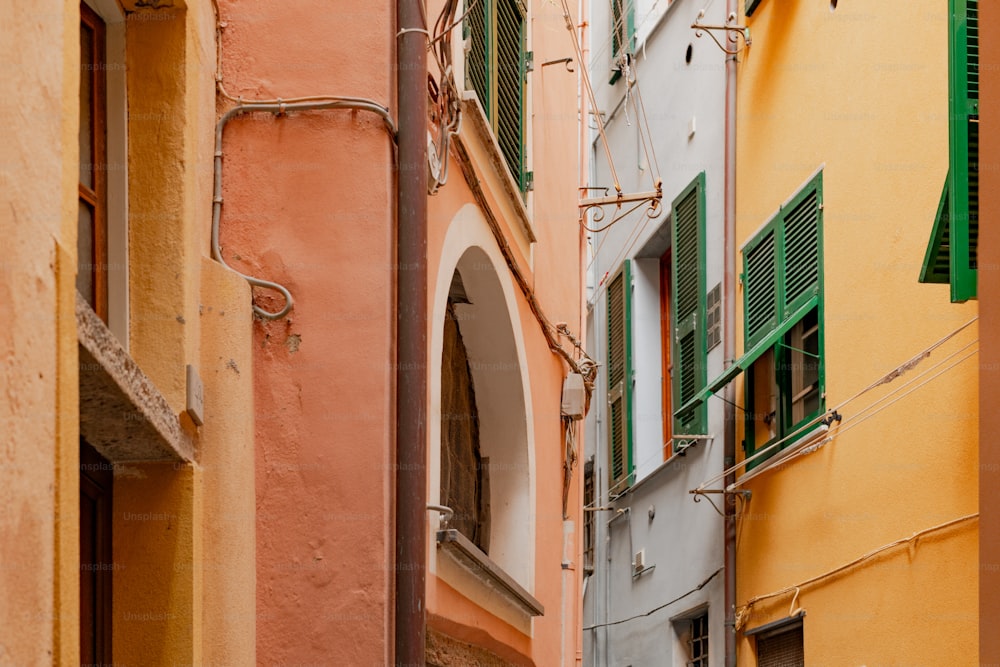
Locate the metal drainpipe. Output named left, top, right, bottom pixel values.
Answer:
left=395, top=0, right=428, bottom=663
left=723, top=0, right=738, bottom=665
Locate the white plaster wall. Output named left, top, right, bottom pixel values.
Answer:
left=583, top=0, right=729, bottom=663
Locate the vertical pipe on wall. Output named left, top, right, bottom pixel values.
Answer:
left=395, top=0, right=428, bottom=663
left=723, top=0, right=738, bottom=666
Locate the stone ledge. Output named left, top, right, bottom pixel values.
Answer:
left=77, top=293, right=194, bottom=462
left=456, top=92, right=536, bottom=246
left=437, top=529, right=544, bottom=618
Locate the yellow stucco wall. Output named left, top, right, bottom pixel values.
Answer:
left=0, top=1, right=259, bottom=664
left=734, top=2, right=978, bottom=664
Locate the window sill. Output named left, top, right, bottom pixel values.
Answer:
left=454, top=92, right=536, bottom=253
left=77, top=292, right=195, bottom=462
left=733, top=423, right=829, bottom=490
left=436, top=529, right=544, bottom=618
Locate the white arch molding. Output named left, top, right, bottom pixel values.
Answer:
left=428, top=203, right=536, bottom=591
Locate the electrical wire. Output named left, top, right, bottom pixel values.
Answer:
left=693, top=317, right=978, bottom=491
left=582, top=567, right=722, bottom=630
left=559, top=0, right=622, bottom=194
left=735, top=513, right=979, bottom=630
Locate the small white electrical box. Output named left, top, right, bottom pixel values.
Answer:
left=561, top=373, right=586, bottom=420
left=633, top=549, right=646, bottom=573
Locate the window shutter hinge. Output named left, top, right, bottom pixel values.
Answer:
left=525, top=171, right=534, bottom=191
left=525, top=51, right=534, bottom=72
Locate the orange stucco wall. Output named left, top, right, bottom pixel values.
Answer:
left=216, top=1, right=397, bottom=663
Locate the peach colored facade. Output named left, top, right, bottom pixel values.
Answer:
left=217, top=0, right=587, bottom=664
left=3, top=0, right=585, bottom=665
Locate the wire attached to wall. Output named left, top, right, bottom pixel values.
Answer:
left=209, top=0, right=397, bottom=319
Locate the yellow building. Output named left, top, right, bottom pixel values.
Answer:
left=691, top=1, right=978, bottom=664
left=3, top=1, right=255, bottom=664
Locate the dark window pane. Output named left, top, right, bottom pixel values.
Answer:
left=78, top=200, right=95, bottom=307
left=79, top=22, right=94, bottom=188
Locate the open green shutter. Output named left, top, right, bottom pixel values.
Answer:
left=948, top=0, right=978, bottom=301
left=781, top=188, right=821, bottom=315
left=920, top=176, right=952, bottom=284
left=744, top=231, right=777, bottom=350
left=607, top=261, right=632, bottom=491
left=672, top=174, right=706, bottom=438
left=609, top=0, right=635, bottom=83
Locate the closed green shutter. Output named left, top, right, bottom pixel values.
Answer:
left=671, top=173, right=707, bottom=438
left=948, top=0, right=978, bottom=301
left=465, top=0, right=527, bottom=192
left=607, top=261, right=633, bottom=491
left=466, top=0, right=489, bottom=113
left=496, top=0, right=526, bottom=190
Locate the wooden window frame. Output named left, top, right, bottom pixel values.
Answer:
left=80, top=438, right=113, bottom=666
left=659, top=250, right=673, bottom=460
left=79, top=1, right=108, bottom=321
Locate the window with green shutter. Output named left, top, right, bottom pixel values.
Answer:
left=607, top=261, right=633, bottom=493
left=920, top=0, right=978, bottom=302
left=740, top=173, right=824, bottom=467
left=466, top=0, right=528, bottom=192
left=610, top=0, right=635, bottom=83
left=671, top=173, right=707, bottom=444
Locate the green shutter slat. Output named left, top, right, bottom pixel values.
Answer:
left=919, top=176, right=952, bottom=284
left=606, top=262, right=633, bottom=489
left=466, top=0, right=489, bottom=116
left=671, top=174, right=706, bottom=438
left=608, top=271, right=626, bottom=388
left=745, top=231, right=777, bottom=346
left=782, top=190, right=820, bottom=311
left=948, top=0, right=978, bottom=301
left=496, top=0, right=525, bottom=189
left=678, top=331, right=696, bottom=405
left=674, top=188, right=700, bottom=322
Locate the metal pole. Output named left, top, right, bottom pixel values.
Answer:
left=395, top=0, right=428, bottom=662
left=723, top=0, right=739, bottom=664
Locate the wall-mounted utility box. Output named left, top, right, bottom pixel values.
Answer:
left=561, top=373, right=586, bottom=420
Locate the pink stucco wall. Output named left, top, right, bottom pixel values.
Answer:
left=218, top=1, right=397, bottom=663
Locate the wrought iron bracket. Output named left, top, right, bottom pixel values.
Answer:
left=692, top=11, right=751, bottom=56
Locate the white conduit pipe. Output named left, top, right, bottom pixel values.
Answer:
left=211, top=99, right=397, bottom=319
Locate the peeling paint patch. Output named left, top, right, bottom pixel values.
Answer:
left=285, top=334, right=301, bottom=354
left=226, top=359, right=240, bottom=374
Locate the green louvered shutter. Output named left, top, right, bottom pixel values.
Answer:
left=744, top=231, right=777, bottom=350
left=948, top=0, right=978, bottom=301
left=607, top=262, right=633, bottom=491
left=611, top=0, right=635, bottom=76
left=496, top=0, right=526, bottom=190
left=466, top=0, right=489, bottom=113
left=671, top=174, right=706, bottom=439
left=781, top=186, right=821, bottom=316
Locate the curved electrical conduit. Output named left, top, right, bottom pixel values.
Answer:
left=211, top=99, right=397, bottom=319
